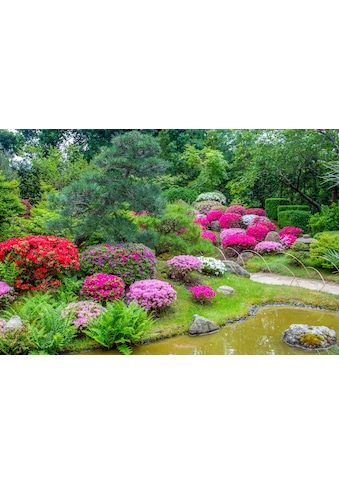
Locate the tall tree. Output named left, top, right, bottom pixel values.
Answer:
left=47, top=131, right=168, bottom=246
left=0, top=171, right=25, bottom=237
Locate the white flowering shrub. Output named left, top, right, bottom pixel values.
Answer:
left=241, top=214, right=257, bottom=226
left=197, top=256, right=227, bottom=276
left=195, top=192, right=227, bottom=205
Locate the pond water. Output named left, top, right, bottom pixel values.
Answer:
left=81, top=306, right=339, bottom=355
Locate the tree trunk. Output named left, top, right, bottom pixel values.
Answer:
left=332, top=185, right=338, bottom=203
left=278, top=172, right=321, bottom=212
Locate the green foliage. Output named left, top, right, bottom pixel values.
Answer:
left=3, top=293, right=77, bottom=354
left=138, top=203, right=215, bottom=257
left=309, top=204, right=339, bottom=235
left=277, top=205, right=310, bottom=215
left=0, top=328, right=33, bottom=355
left=287, top=242, right=312, bottom=267
left=163, top=187, right=197, bottom=204
left=278, top=210, right=311, bottom=231
left=265, top=198, right=290, bottom=220
left=320, top=248, right=339, bottom=272
left=0, top=172, right=25, bottom=234
left=0, top=258, right=21, bottom=286
left=84, top=300, right=154, bottom=354
left=310, top=233, right=339, bottom=269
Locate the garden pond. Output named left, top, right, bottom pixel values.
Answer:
left=80, top=305, right=339, bottom=355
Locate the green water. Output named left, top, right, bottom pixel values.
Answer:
left=81, top=306, right=339, bottom=355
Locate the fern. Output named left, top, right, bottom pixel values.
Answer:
left=0, top=258, right=21, bottom=286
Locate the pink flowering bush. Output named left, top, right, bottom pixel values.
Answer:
left=80, top=273, right=125, bottom=302
left=221, top=233, right=257, bottom=255
left=254, top=241, right=284, bottom=254
left=220, top=228, right=245, bottom=245
left=62, top=300, right=106, bottom=330
left=0, top=281, right=16, bottom=308
left=280, top=234, right=297, bottom=247
left=126, top=279, right=177, bottom=312
left=246, top=223, right=273, bottom=242
left=193, top=216, right=208, bottom=227
left=279, top=226, right=303, bottom=238
left=224, top=205, right=246, bottom=215
left=167, top=255, right=202, bottom=282
left=189, top=285, right=216, bottom=304
left=248, top=216, right=273, bottom=227
left=201, top=231, right=217, bottom=244
left=244, top=208, right=266, bottom=216
left=219, top=213, right=242, bottom=229
left=81, top=243, right=156, bottom=286
left=206, top=210, right=223, bottom=222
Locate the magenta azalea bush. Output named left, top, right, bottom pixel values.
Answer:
left=220, top=228, right=245, bottom=245
left=280, top=234, right=297, bottom=247
left=62, top=300, right=106, bottom=330
left=193, top=216, right=208, bottom=227
left=126, top=279, right=177, bottom=312
left=189, top=285, right=216, bottom=304
left=246, top=223, right=273, bottom=242
left=0, top=281, right=16, bottom=308
left=81, top=243, right=156, bottom=286
left=201, top=230, right=217, bottom=244
left=80, top=273, right=125, bottom=302
left=206, top=210, right=223, bottom=222
left=244, top=208, right=266, bottom=216
left=221, top=233, right=256, bottom=252
left=254, top=241, right=284, bottom=254
left=248, top=216, right=273, bottom=227
left=279, top=226, right=303, bottom=238
left=219, top=213, right=242, bottom=229
left=167, top=255, right=202, bottom=281
left=224, top=205, right=246, bottom=215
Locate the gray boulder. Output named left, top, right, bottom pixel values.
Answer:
left=217, top=285, right=235, bottom=295
left=283, top=324, right=337, bottom=350
left=5, top=316, right=23, bottom=332
left=189, top=314, right=220, bottom=336
left=237, top=251, right=254, bottom=265
left=265, top=231, right=281, bottom=243
left=210, top=220, right=221, bottom=232
left=223, top=260, right=250, bottom=278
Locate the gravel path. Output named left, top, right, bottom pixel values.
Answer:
left=250, top=272, right=339, bottom=295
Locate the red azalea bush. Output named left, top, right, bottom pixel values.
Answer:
left=224, top=205, right=246, bottom=215
left=201, top=230, right=217, bottom=244
left=221, top=233, right=256, bottom=254
left=279, top=226, right=303, bottom=238
left=0, top=236, right=80, bottom=291
left=244, top=208, right=266, bottom=216
left=189, top=285, right=216, bottom=304
left=80, top=273, right=125, bottom=302
left=219, top=213, right=242, bottom=229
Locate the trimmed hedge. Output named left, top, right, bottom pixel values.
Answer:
left=163, top=187, right=197, bottom=204
left=278, top=210, right=311, bottom=231
left=265, top=198, right=290, bottom=220
left=277, top=205, right=310, bottom=215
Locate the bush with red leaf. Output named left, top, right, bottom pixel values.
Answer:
left=0, top=236, right=80, bottom=291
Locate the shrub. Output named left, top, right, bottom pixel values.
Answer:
left=0, top=328, right=33, bottom=355
left=205, top=210, right=223, bottom=222
left=279, top=226, right=304, bottom=238
left=195, top=191, right=227, bottom=205
left=246, top=223, right=273, bottom=242
left=80, top=273, right=125, bottom=302
left=163, top=187, right=197, bottom=204
left=221, top=234, right=257, bottom=253
left=197, top=256, right=227, bottom=276
left=62, top=301, right=107, bottom=330
left=280, top=234, right=297, bottom=247
left=201, top=231, right=217, bottom=244
left=81, top=243, right=156, bottom=286
left=192, top=200, right=219, bottom=214
left=265, top=198, right=290, bottom=220
left=84, top=299, right=154, bottom=354
left=287, top=242, right=311, bottom=267
left=224, top=205, right=246, bottom=215
left=167, top=255, right=202, bottom=282
left=277, top=205, right=310, bottom=215
left=247, top=216, right=274, bottom=227
left=189, top=285, right=216, bottom=304
left=241, top=214, right=258, bottom=226
left=0, top=281, right=16, bottom=308
left=126, top=279, right=177, bottom=312
left=219, top=213, right=242, bottom=229
left=278, top=210, right=311, bottom=232
left=254, top=241, right=284, bottom=254
left=310, top=233, right=339, bottom=269
left=308, top=204, right=339, bottom=234
left=244, top=208, right=266, bottom=216
left=0, top=236, right=80, bottom=292
left=220, top=228, right=245, bottom=245
left=193, top=216, right=208, bottom=227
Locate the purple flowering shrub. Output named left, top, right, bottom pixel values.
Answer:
left=81, top=243, right=156, bottom=286
left=167, top=255, right=202, bottom=282
left=201, top=231, right=217, bottom=244
left=126, top=279, right=177, bottom=312
left=189, top=285, right=216, bottom=304
left=62, top=300, right=106, bottom=330
left=80, top=273, right=125, bottom=302
left=254, top=241, right=284, bottom=254
left=0, top=281, right=16, bottom=308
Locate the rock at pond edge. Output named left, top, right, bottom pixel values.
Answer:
left=189, top=314, right=220, bottom=336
